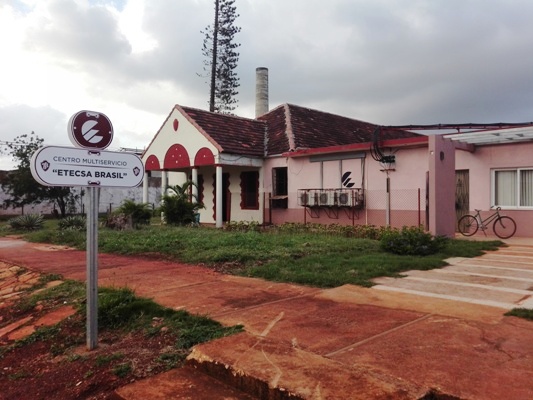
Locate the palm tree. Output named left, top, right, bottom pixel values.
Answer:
left=160, top=182, right=204, bottom=225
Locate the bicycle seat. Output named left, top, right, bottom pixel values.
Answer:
left=474, top=209, right=481, bottom=212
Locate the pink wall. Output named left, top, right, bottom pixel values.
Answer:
left=428, top=136, right=456, bottom=237
left=456, top=141, right=533, bottom=237
left=265, top=139, right=533, bottom=237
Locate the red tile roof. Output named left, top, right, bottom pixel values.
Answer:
left=180, top=106, right=266, bottom=157
left=177, top=104, right=424, bottom=158
left=281, top=104, right=422, bottom=151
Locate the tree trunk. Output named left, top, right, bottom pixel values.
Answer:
left=209, top=0, right=220, bottom=112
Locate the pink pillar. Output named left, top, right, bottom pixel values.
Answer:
left=428, top=135, right=456, bottom=237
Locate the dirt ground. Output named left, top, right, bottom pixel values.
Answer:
left=0, top=275, right=187, bottom=400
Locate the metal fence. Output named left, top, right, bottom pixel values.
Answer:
left=364, top=188, right=426, bottom=229
left=267, top=188, right=426, bottom=228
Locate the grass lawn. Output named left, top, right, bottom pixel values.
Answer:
left=19, top=223, right=502, bottom=288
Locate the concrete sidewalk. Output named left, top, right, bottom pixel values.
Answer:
left=1, top=237, right=533, bottom=399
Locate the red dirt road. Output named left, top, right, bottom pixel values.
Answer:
left=2, top=237, right=533, bottom=399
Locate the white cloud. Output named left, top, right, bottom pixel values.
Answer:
left=2, top=0, right=533, bottom=170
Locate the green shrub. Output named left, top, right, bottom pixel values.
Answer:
left=160, top=183, right=203, bottom=226
left=273, top=222, right=385, bottom=240
left=112, top=362, right=132, bottom=377
left=8, top=214, right=44, bottom=230
left=115, top=200, right=152, bottom=227
left=104, top=213, right=132, bottom=230
left=380, top=226, right=448, bottom=256
left=160, top=195, right=197, bottom=225
left=58, top=215, right=86, bottom=231
left=224, top=221, right=261, bottom=232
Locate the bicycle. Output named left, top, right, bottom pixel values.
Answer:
left=458, top=207, right=516, bottom=239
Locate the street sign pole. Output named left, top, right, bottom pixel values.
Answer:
left=30, top=110, right=144, bottom=351
left=86, top=186, right=100, bottom=350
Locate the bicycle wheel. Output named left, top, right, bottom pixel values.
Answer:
left=493, top=216, right=516, bottom=239
left=458, top=214, right=478, bottom=236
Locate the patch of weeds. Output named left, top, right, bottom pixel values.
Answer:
left=174, top=319, right=244, bottom=349
left=8, top=370, right=31, bottom=380
left=50, top=343, right=66, bottom=357
left=96, top=287, right=162, bottom=330
left=145, top=325, right=162, bottom=337
left=380, top=226, right=448, bottom=256
left=20, top=273, right=64, bottom=293
left=58, top=215, right=86, bottom=231
left=95, top=352, right=124, bottom=367
left=94, top=287, right=243, bottom=349
left=505, top=308, right=533, bottom=321
left=17, top=280, right=85, bottom=313
left=67, top=353, right=86, bottom=362
left=112, top=362, right=132, bottom=378
left=83, top=370, right=94, bottom=379
left=8, top=214, right=44, bottom=231
left=39, top=273, right=63, bottom=284
left=157, top=351, right=186, bottom=370
left=14, top=325, right=61, bottom=348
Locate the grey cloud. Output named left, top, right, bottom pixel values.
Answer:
left=0, top=105, right=68, bottom=169
left=0, top=104, right=68, bottom=145
left=24, top=0, right=132, bottom=69
left=12, top=0, right=533, bottom=138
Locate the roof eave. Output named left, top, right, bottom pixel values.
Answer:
left=282, top=136, right=428, bottom=158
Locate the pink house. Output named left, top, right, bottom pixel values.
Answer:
left=141, top=79, right=533, bottom=238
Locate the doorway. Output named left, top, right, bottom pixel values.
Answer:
left=455, top=170, right=469, bottom=231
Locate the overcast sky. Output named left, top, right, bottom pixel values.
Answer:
left=1, top=0, right=533, bottom=169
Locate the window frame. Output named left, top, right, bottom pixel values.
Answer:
left=271, top=167, right=288, bottom=209
left=240, top=171, right=260, bottom=210
left=492, top=167, right=533, bottom=209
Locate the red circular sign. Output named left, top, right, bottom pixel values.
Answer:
left=68, top=110, right=113, bottom=150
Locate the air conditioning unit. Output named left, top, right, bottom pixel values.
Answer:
left=318, top=190, right=335, bottom=206
left=299, top=190, right=319, bottom=206
left=337, top=190, right=352, bottom=207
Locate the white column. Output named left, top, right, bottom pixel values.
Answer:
left=161, top=170, right=168, bottom=224
left=216, top=165, right=223, bottom=228
left=142, top=171, right=149, bottom=203
left=161, top=170, right=168, bottom=193
left=191, top=167, right=199, bottom=200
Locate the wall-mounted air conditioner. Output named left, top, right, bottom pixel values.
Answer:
left=299, top=190, right=319, bottom=206
left=318, top=190, right=335, bottom=206
left=337, top=190, right=352, bottom=207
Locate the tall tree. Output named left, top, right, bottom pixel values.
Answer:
left=1, top=132, right=74, bottom=217
left=201, top=0, right=241, bottom=114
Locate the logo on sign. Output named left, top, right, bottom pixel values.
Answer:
left=68, top=110, right=114, bottom=150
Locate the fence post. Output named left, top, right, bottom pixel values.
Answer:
left=418, top=188, right=421, bottom=227
left=386, top=177, right=391, bottom=226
